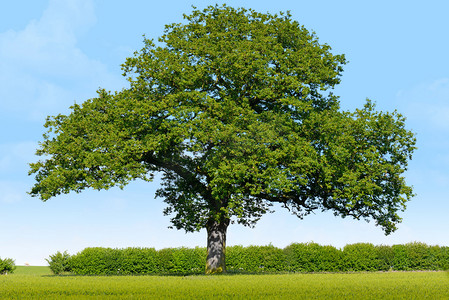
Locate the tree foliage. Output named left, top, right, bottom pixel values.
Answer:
left=0, top=257, right=16, bottom=275
left=29, top=5, right=416, bottom=239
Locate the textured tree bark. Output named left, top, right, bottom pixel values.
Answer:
left=205, top=218, right=229, bottom=274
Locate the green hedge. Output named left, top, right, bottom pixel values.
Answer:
left=343, top=243, right=390, bottom=271
left=285, top=243, right=343, bottom=272
left=391, top=243, right=449, bottom=271
left=68, top=247, right=206, bottom=275
left=227, top=245, right=286, bottom=273
left=49, top=242, right=449, bottom=275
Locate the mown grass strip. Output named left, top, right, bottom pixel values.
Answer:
left=14, top=266, right=52, bottom=276
left=1, top=272, right=449, bottom=299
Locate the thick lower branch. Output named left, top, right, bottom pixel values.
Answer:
left=142, top=152, right=212, bottom=198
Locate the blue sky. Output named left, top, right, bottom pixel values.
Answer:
left=1, top=0, right=448, bottom=266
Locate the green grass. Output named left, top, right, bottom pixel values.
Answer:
left=14, top=266, right=52, bottom=276
left=1, top=271, right=448, bottom=299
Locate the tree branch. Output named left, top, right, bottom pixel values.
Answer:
left=142, top=152, right=214, bottom=203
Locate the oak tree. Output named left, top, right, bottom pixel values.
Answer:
left=29, top=5, right=416, bottom=274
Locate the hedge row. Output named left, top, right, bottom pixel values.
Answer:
left=52, top=247, right=206, bottom=275
left=48, top=242, right=449, bottom=275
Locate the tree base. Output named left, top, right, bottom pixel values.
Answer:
left=205, top=219, right=229, bottom=274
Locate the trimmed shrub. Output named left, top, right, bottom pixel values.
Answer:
left=46, top=251, right=72, bottom=275
left=375, top=245, right=394, bottom=271
left=0, top=257, right=16, bottom=275
left=119, top=248, right=159, bottom=274
left=156, top=247, right=205, bottom=274
left=391, top=242, right=436, bottom=271
left=227, top=245, right=286, bottom=273
left=163, top=247, right=205, bottom=274
left=226, top=245, right=245, bottom=273
left=430, top=246, right=449, bottom=270
left=405, top=242, right=432, bottom=270
left=391, top=244, right=410, bottom=270
left=284, top=243, right=343, bottom=272
left=69, top=247, right=123, bottom=275
left=391, top=242, right=449, bottom=271
left=157, top=247, right=175, bottom=274
left=343, top=243, right=381, bottom=271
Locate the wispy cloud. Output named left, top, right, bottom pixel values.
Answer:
left=0, top=0, right=123, bottom=120
left=0, top=0, right=96, bottom=74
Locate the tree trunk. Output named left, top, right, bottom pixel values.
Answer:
left=205, top=218, right=229, bottom=274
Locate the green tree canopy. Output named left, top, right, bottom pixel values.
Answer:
left=29, top=5, right=416, bottom=274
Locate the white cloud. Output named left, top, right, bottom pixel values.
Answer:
left=0, top=0, right=95, bottom=74
left=0, top=0, right=124, bottom=120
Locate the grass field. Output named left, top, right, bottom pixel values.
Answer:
left=14, top=266, right=52, bottom=276
left=1, top=267, right=449, bottom=299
